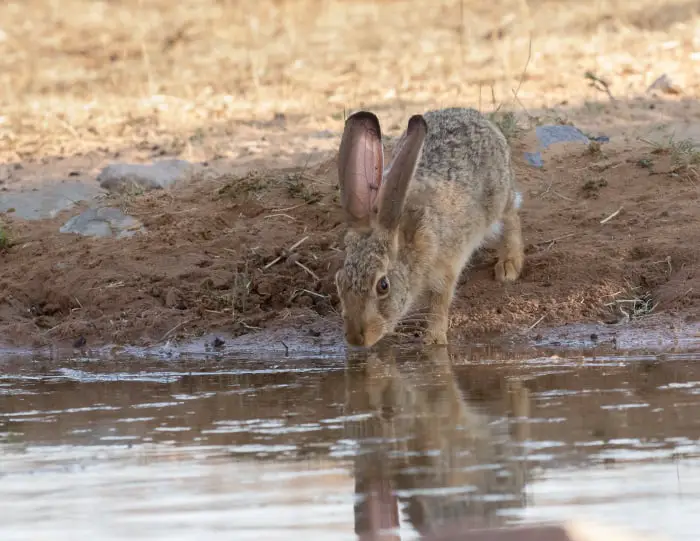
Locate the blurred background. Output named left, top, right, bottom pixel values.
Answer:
left=1, top=0, right=699, bottom=162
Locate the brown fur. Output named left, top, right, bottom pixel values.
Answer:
left=336, top=108, right=524, bottom=347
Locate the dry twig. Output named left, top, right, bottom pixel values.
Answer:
left=535, top=232, right=576, bottom=246
left=584, top=71, right=616, bottom=100
left=600, top=206, right=623, bottom=224
left=263, top=235, right=309, bottom=269
left=294, top=260, right=320, bottom=281
left=527, top=314, right=546, bottom=331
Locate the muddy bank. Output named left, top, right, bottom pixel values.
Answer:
left=1, top=118, right=700, bottom=349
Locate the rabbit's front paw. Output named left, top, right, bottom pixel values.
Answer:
left=495, top=252, right=523, bottom=282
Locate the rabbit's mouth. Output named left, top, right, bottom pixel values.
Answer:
left=344, top=318, right=388, bottom=348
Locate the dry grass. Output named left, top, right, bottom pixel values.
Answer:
left=667, top=138, right=700, bottom=178
left=604, top=281, right=658, bottom=322
left=1, top=0, right=700, bottom=164
left=641, top=133, right=700, bottom=180
left=0, top=222, right=9, bottom=250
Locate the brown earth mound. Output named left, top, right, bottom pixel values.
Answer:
left=1, top=119, right=699, bottom=348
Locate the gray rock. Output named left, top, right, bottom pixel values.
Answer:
left=60, top=207, right=145, bottom=239
left=535, top=124, right=591, bottom=148
left=524, top=124, right=609, bottom=168
left=97, top=159, right=195, bottom=193
left=0, top=181, right=104, bottom=220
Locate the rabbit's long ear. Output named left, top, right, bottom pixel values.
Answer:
left=376, top=114, right=427, bottom=231
left=338, top=111, right=384, bottom=226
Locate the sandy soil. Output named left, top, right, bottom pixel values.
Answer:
left=1, top=0, right=700, bottom=348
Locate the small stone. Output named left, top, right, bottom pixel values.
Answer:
left=0, top=181, right=103, bottom=221
left=199, top=278, right=214, bottom=291
left=646, top=73, right=682, bottom=95
left=255, top=279, right=273, bottom=297
left=97, top=159, right=195, bottom=193
left=73, top=335, right=87, bottom=348
left=525, top=124, right=602, bottom=168
left=164, top=287, right=185, bottom=309
left=209, top=272, right=234, bottom=290
left=213, top=336, right=225, bottom=348
left=294, top=295, right=313, bottom=308
left=285, top=252, right=300, bottom=267
left=536, top=124, right=591, bottom=149
left=60, top=207, right=145, bottom=238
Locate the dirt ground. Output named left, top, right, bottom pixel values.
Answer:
left=1, top=0, right=700, bottom=348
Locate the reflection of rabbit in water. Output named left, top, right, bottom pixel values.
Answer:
left=344, top=346, right=528, bottom=539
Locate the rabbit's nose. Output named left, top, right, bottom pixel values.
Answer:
left=345, top=324, right=365, bottom=346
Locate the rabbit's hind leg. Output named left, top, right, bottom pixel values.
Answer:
left=494, top=195, right=524, bottom=283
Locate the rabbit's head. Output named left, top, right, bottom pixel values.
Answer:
left=334, top=112, right=427, bottom=347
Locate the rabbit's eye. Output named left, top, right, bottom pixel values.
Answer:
left=376, top=276, right=390, bottom=295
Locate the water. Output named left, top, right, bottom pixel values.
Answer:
left=1, top=343, right=700, bottom=540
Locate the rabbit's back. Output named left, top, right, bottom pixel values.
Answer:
left=397, top=107, right=516, bottom=238
left=417, top=107, right=511, bottom=188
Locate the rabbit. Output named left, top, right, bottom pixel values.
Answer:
left=334, top=107, right=524, bottom=347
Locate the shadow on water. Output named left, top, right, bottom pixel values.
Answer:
left=1, top=343, right=700, bottom=540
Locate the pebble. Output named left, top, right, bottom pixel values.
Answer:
left=97, top=159, right=195, bottom=193
left=59, top=207, right=145, bottom=239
